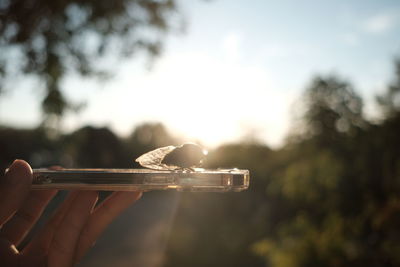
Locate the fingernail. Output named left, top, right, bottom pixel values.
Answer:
left=4, top=159, right=17, bottom=175
left=4, top=160, right=18, bottom=184
left=4, top=159, right=32, bottom=185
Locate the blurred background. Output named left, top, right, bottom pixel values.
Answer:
left=1, top=0, right=400, bottom=266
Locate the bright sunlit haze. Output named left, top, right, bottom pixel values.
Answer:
left=1, top=0, right=399, bottom=148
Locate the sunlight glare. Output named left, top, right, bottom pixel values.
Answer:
left=68, top=42, right=294, bottom=148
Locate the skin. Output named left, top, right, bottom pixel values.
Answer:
left=0, top=160, right=142, bottom=267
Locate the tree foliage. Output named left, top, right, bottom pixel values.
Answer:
left=164, top=62, right=400, bottom=267
left=377, top=58, right=400, bottom=117
left=301, top=75, right=365, bottom=144
left=0, top=0, right=181, bottom=120
left=249, top=62, right=400, bottom=267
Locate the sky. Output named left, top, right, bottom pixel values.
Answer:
left=1, top=0, right=400, bottom=148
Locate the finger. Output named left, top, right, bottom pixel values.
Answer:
left=74, top=191, right=142, bottom=262
left=0, top=189, right=57, bottom=246
left=10, top=164, right=65, bottom=248
left=48, top=191, right=98, bottom=267
left=22, top=191, right=79, bottom=258
left=0, top=160, right=32, bottom=226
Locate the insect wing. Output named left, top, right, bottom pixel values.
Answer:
left=135, top=145, right=178, bottom=170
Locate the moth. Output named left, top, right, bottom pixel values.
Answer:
left=135, top=143, right=207, bottom=171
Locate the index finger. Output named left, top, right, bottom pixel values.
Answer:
left=0, top=160, right=32, bottom=226
left=74, top=191, right=142, bottom=262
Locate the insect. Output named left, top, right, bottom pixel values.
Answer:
left=135, top=143, right=207, bottom=171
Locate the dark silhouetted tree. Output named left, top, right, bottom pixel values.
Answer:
left=377, top=58, right=400, bottom=118
left=250, top=64, right=400, bottom=267
left=299, top=75, right=366, bottom=149
left=62, top=126, right=126, bottom=167
left=0, top=0, right=182, bottom=125
left=125, top=122, right=179, bottom=167
left=0, top=126, right=58, bottom=170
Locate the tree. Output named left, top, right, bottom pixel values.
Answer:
left=251, top=65, right=400, bottom=267
left=377, top=59, right=400, bottom=117
left=126, top=122, right=179, bottom=167
left=0, top=0, right=182, bottom=125
left=62, top=126, right=126, bottom=168
left=296, top=75, right=366, bottom=149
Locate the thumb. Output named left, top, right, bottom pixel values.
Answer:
left=0, top=160, right=32, bottom=226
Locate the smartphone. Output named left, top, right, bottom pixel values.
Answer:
left=32, top=168, right=250, bottom=192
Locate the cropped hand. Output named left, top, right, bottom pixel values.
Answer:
left=0, top=160, right=142, bottom=267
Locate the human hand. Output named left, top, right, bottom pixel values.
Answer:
left=0, top=160, right=142, bottom=267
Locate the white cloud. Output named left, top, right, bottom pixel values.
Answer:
left=364, top=13, right=397, bottom=34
